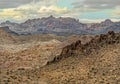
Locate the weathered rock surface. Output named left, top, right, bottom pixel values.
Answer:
left=49, top=31, right=120, bottom=63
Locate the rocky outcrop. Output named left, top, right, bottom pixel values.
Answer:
left=49, top=31, right=120, bottom=63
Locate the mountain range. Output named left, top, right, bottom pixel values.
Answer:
left=0, top=16, right=120, bottom=36
left=0, top=16, right=120, bottom=83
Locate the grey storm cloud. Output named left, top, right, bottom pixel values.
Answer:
left=72, top=0, right=120, bottom=10
left=0, top=0, right=39, bottom=8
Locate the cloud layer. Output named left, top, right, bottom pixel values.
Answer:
left=0, top=0, right=120, bottom=22
left=0, top=0, right=36, bottom=8
left=72, top=0, right=120, bottom=11
left=0, top=0, right=78, bottom=22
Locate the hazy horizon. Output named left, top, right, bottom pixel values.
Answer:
left=0, top=15, right=120, bottom=24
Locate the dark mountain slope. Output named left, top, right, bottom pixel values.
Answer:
left=0, top=27, right=17, bottom=44
left=0, top=26, right=18, bottom=35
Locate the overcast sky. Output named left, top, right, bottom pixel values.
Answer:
left=0, top=0, right=120, bottom=23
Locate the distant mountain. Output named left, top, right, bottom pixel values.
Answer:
left=102, top=22, right=120, bottom=33
left=0, top=16, right=88, bottom=36
left=86, top=19, right=114, bottom=31
left=0, top=21, right=26, bottom=34
left=0, top=16, right=120, bottom=35
left=86, top=19, right=120, bottom=34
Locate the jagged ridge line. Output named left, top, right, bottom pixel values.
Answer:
left=47, top=31, right=120, bottom=64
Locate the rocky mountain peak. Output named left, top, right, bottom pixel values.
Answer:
left=5, top=20, right=11, bottom=24
left=101, top=19, right=113, bottom=25
left=47, top=15, right=55, bottom=19
left=104, top=19, right=112, bottom=22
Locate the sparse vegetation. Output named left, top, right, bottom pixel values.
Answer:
left=0, top=31, right=120, bottom=84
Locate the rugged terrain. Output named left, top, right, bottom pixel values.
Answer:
left=0, top=16, right=88, bottom=35
left=0, top=31, right=120, bottom=84
left=1, top=16, right=120, bottom=35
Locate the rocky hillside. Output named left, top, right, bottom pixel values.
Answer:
left=0, top=31, right=120, bottom=84
left=0, top=39, right=61, bottom=70
left=50, top=31, right=120, bottom=62
left=39, top=33, right=120, bottom=84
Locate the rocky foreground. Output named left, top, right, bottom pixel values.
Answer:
left=0, top=31, right=120, bottom=84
